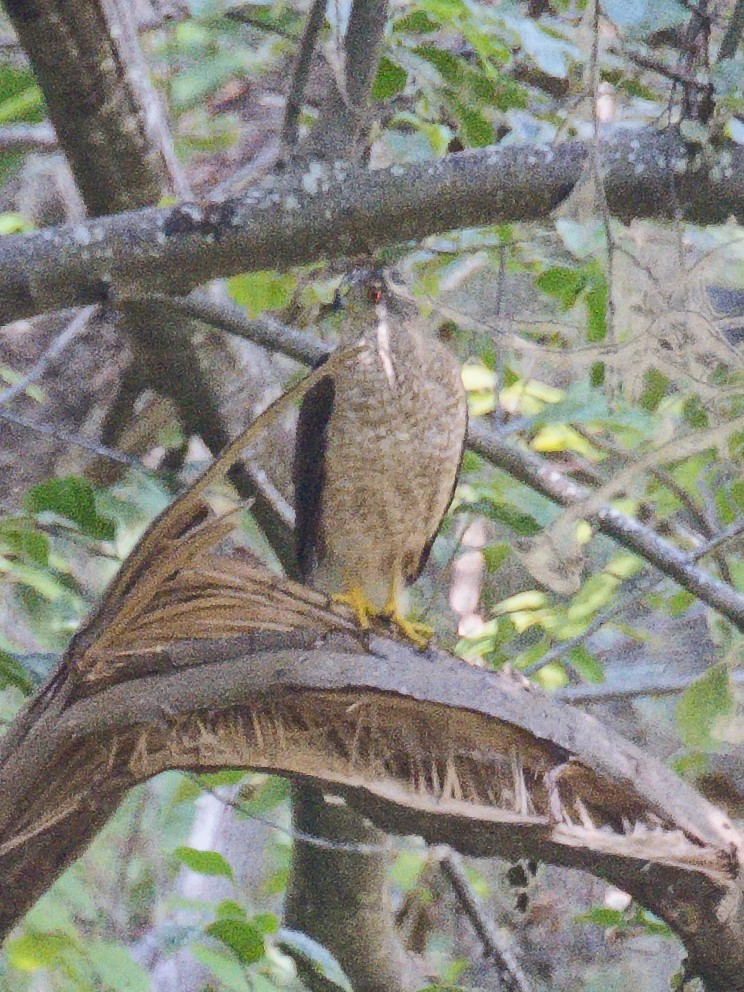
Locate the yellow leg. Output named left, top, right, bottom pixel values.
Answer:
left=383, top=575, right=433, bottom=649
left=332, top=586, right=376, bottom=629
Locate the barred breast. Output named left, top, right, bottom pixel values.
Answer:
left=311, top=311, right=467, bottom=609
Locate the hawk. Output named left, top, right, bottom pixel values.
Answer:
left=293, top=267, right=467, bottom=644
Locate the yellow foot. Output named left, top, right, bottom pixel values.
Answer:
left=332, top=587, right=377, bottom=629
left=385, top=609, right=433, bottom=649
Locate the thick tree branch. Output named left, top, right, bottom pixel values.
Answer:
left=305, top=0, right=389, bottom=160
left=1, top=625, right=742, bottom=989
left=4, top=0, right=188, bottom=214
left=1, top=370, right=742, bottom=988
left=1, top=130, right=743, bottom=325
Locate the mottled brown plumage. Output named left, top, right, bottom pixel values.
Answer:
left=293, top=268, right=467, bottom=638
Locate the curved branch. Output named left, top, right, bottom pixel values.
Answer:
left=0, top=389, right=742, bottom=988
left=2, top=130, right=744, bottom=325
left=1, top=626, right=742, bottom=989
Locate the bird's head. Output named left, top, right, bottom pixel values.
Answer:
left=331, top=266, right=413, bottom=340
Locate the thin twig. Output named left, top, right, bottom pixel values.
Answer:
left=560, top=667, right=744, bottom=704
left=571, top=423, right=734, bottom=582
left=194, top=778, right=396, bottom=854
left=626, top=50, right=711, bottom=90
left=132, top=290, right=329, bottom=365
left=718, top=0, right=744, bottom=61
left=282, top=0, right=328, bottom=148
left=225, top=8, right=300, bottom=40
left=524, top=515, right=744, bottom=676
left=591, top=0, right=616, bottom=344
left=439, top=851, right=533, bottom=992
left=0, top=306, right=97, bottom=408
left=0, top=408, right=151, bottom=469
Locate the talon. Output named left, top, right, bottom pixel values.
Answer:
left=332, top=587, right=376, bottom=629
left=385, top=609, right=433, bottom=649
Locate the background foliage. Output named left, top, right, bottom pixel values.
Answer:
left=3, top=0, right=744, bottom=989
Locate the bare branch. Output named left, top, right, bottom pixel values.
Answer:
left=1, top=130, right=744, bottom=324
left=282, top=0, right=327, bottom=149
left=439, top=851, right=533, bottom=992
left=0, top=408, right=150, bottom=469
left=560, top=668, right=744, bottom=704
left=0, top=306, right=96, bottom=408
left=718, top=0, right=744, bottom=61
left=2, top=627, right=743, bottom=990
left=0, top=123, right=56, bottom=152
left=146, top=290, right=330, bottom=365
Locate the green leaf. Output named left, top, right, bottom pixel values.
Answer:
left=585, top=278, right=608, bottom=342
left=173, top=846, right=234, bottom=879
left=465, top=498, right=541, bottom=536
left=420, top=0, right=470, bottom=22
left=394, top=10, right=440, bottom=32
left=88, top=943, right=151, bottom=992
left=390, top=851, right=426, bottom=890
left=731, top=480, right=744, bottom=513
left=198, top=769, right=246, bottom=789
left=0, top=84, right=44, bottom=124
left=253, top=912, right=279, bottom=934
left=216, top=900, right=247, bottom=921
left=458, top=106, right=494, bottom=147
left=206, top=919, right=265, bottom=964
left=535, top=266, right=586, bottom=309
left=237, top=774, right=291, bottom=816
left=633, top=908, right=673, bottom=937
left=483, top=543, right=511, bottom=572
left=567, top=646, right=605, bottom=684
left=6, top=932, right=78, bottom=970
left=25, top=477, right=115, bottom=541
left=0, top=649, right=34, bottom=694
left=228, top=270, right=296, bottom=317
left=0, top=212, right=33, bottom=234
left=676, top=666, right=732, bottom=749
left=0, top=520, right=50, bottom=565
left=278, top=928, right=353, bottom=992
left=683, top=395, right=709, bottom=428
left=638, top=368, right=669, bottom=412
left=577, top=907, right=625, bottom=927
left=0, top=558, right=70, bottom=600
left=412, top=46, right=464, bottom=84
left=372, top=57, right=408, bottom=100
